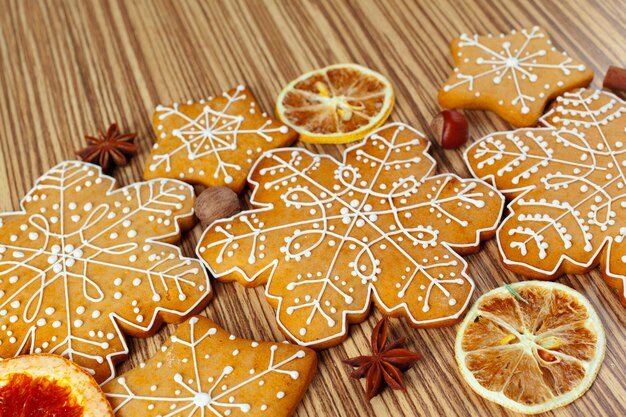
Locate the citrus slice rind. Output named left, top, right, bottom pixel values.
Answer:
left=455, top=281, right=605, bottom=414
left=0, top=354, right=114, bottom=416
left=276, top=63, right=394, bottom=143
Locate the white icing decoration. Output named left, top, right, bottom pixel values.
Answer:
left=465, top=89, right=626, bottom=298
left=106, top=317, right=308, bottom=416
left=443, top=26, right=588, bottom=116
left=0, top=161, right=211, bottom=383
left=149, top=87, right=289, bottom=186
left=198, top=123, right=504, bottom=347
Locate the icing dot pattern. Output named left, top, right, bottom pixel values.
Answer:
left=103, top=316, right=316, bottom=417
left=198, top=123, right=504, bottom=348
left=465, top=89, right=626, bottom=305
left=0, top=161, right=212, bottom=383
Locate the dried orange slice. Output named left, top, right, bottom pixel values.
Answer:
left=455, top=281, right=605, bottom=414
left=0, top=354, right=113, bottom=417
left=276, top=64, right=394, bottom=143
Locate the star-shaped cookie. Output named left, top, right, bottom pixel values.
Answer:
left=103, top=316, right=317, bottom=417
left=144, top=86, right=298, bottom=193
left=439, top=26, right=593, bottom=127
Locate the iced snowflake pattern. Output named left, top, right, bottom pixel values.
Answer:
left=465, top=89, right=626, bottom=305
left=145, top=86, right=296, bottom=192
left=198, top=123, right=504, bottom=348
left=104, top=316, right=316, bottom=417
left=0, top=161, right=211, bottom=382
left=440, top=26, right=592, bottom=126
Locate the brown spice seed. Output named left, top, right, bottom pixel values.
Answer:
left=75, top=123, right=137, bottom=172
left=342, top=317, right=422, bottom=401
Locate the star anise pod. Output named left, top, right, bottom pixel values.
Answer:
left=342, top=317, right=422, bottom=401
left=76, top=123, right=137, bottom=172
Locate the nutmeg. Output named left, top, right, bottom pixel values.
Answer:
left=430, top=109, right=469, bottom=149
left=195, top=186, right=241, bottom=228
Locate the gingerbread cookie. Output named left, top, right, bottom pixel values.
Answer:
left=103, top=316, right=317, bottom=417
left=0, top=161, right=212, bottom=383
left=439, top=26, right=593, bottom=127
left=197, top=123, right=504, bottom=348
left=465, top=89, right=626, bottom=306
left=144, top=86, right=298, bottom=193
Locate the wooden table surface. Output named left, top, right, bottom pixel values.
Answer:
left=1, top=0, right=624, bottom=416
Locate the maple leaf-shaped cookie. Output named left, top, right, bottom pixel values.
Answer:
left=465, top=89, right=626, bottom=305
left=144, top=86, right=298, bottom=193
left=439, top=26, right=593, bottom=127
left=103, top=316, right=317, bottom=417
left=198, top=123, right=504, bottom=348
left=0, top=161, right=212, bottom=383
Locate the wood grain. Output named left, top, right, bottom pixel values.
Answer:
left=1, top=0, right=625, bottom=416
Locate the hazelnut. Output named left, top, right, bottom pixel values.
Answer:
left=603, top=66, right=626, bottom=92
left=195, top=186, right=241, bottom=228
left=430, top=109, right=469, bottom=149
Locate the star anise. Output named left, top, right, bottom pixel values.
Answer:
left=343, top=317, right=422, bottom=401
left=76, top=123, right=137, bottom=172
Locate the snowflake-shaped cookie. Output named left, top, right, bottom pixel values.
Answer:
left=103, top=316, right=317, bottom=417
left=439, top=26, right=593, bottom=127
left=144, top=86, right=297, bottom=193
left=197, top=123, right=504, bottom=348
left=0, top=161, right=212, bottom=383
left=465, top=89, right=626, bottom=305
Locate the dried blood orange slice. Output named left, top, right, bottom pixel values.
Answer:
left=276, top=64, right=394, bottom=143
left=0, top=354, right=113, bottom=417
left=455, top=281, right=605, bottom=414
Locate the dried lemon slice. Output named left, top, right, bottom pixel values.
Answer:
left=455, top=281, right=605, bottom=414
left=276, top=64, right=394, bottom=143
